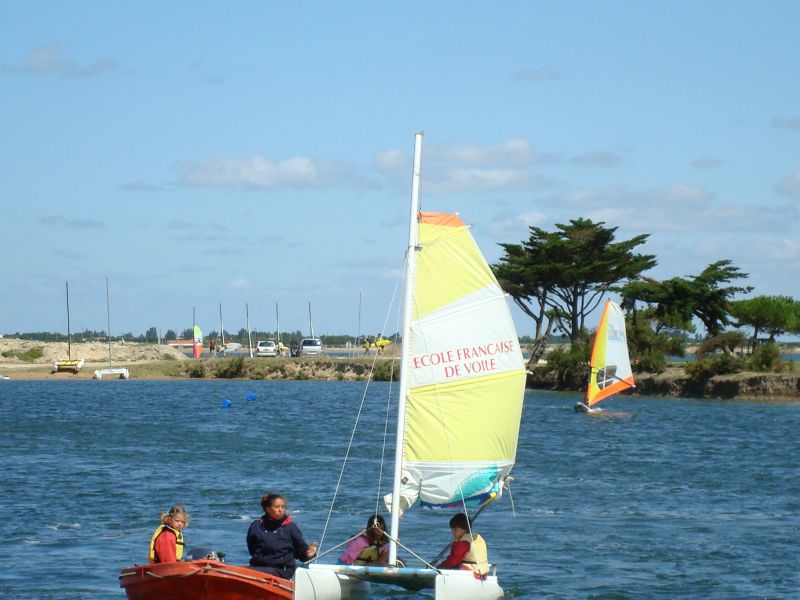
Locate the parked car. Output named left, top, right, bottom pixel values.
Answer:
left=255, top=340, right=277, bottom=357
left=297, top=338, right=323, bottom=356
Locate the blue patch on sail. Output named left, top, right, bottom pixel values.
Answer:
left=419, top=465, right=501, bottom=510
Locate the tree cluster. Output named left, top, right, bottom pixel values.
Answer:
left=493, top=218, right=800, bottom=378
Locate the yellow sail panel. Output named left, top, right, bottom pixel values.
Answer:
left=414, top=213, right=497, bottom=319
left=404, top=370, right=526, bottom=462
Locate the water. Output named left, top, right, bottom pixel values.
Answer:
left=1, top=381, right=798, bottom=599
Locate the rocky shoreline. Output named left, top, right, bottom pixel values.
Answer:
left=526, top=366, right=800, bottom=401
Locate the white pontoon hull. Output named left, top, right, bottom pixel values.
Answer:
left=295, top=564, right=503, bottom=600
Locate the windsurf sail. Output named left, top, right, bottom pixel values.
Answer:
left=193, top=325, right=203, bottom=359
left=586, top=299, right=635, bottom=406
left=389, top=211, right=527, bottom=516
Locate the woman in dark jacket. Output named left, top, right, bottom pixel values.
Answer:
left=246, top=492, right=318, bottom=579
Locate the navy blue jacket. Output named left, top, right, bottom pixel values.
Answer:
left=247, top=515, right=311, bottom=569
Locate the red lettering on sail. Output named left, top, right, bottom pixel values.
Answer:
left=412, top=340, right=517, bottom=379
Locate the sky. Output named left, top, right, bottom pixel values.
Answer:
left=2, top=1, right=799, bottom=340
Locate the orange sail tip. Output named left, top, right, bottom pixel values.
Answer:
left=418, top=211, right=465, bottom=228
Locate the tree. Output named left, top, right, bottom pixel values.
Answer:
left=494, top=218, right=656, bottom=364
left=729, top=295, right=798, bottom=351
left=622, top=260, right=751, bottom=339
left=689, top=260, right=752, bottom=337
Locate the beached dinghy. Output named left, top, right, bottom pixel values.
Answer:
left=297, top=133, right=526, bottom=599
left=575, top=299, right=635, bottom=413
left=119, top=558, right=294, bottom=600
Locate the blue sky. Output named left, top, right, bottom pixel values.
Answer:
left=2, top=2, right=799, bottom=339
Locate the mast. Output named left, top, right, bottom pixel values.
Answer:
left=389, top=131, right=423, bottom=565
left=66, top=281, right=72, bottom=360
left=106, top=277, right=112, bottom=367
left=246, top=303, right=253, bottom=358
left=357, top=289, right=362, bottom=357
left=219, top=303, right=224, bottom=349
left=308, top=301, right=315, bottom=338
left=275, top=301, right=281, bottom=344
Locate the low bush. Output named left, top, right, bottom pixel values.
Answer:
left=684, top=354, right=744, bottom=380
left=187, top=364, right=206, bottom=378
left=747, top=342, right=783, bottom=373
left=17, top=347, right=44, bottom=362
left=215, top=357, right=247, bottom=379
left=372, top=359, right=399, bottom=382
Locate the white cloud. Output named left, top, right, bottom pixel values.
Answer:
left=776, top=170, right=800, bottom=199
left=426, top=139, right=537, bottom=167
left=560, top=183, right=794, bottom=234
left=425, top=167, right=550, bottom=195
left=373, top=148, right=408, bottom=173
left=227, top=277, right=251, bottom=290
left=771, top=116, right=800, bottom=130
left=178, top=155, right=355, bottom=189
left=488, top=210, right=546, bottom=237
left=40, top=215, right=106, bottom=229
left=0, top=45, right=117, bottom=77
left=691, top=155, right=725, bottom=169
left=120, top=181, right=164, bottom=192
left=514, top=66, right=562, bottom=81
left=570, top=151, right=621, bottom=167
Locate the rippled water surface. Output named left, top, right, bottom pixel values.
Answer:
left=1, top=380, right=798, bottom=599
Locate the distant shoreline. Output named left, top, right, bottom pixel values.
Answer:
left=1, top=339, right=798, bottom=400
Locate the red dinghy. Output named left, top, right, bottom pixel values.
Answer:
left=119, top=560, right=294, bottom=600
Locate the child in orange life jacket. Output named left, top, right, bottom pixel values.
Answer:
left=436, top=512, right=489, bottom=576
left=149, top=505, right=189, bottom=563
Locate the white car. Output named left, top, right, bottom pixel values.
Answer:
left=255, top=340, right=277, bottom=357
left=297, top=338, right=323, bottom=356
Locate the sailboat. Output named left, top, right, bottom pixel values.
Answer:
left=193, top=325, right=204, bottom=359
left=93, top=277, right=130, bottom=379
left=296, top=132, right=526, bottom=599
left=53, top=281, right=85, bottom=374
left=275, top=302, right=288, bottom=356
left=574, top=299, right=635, bottom=413
left=218, top=303, right=242, bottom=354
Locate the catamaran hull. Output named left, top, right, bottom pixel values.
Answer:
left=295, top=564, right=503, bottom=600
left=119, top=560, right=293, bottom=600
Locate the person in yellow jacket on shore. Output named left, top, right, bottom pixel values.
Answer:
left=436, top=512, right=489, bottom=576
left=149, top=505, right=189, bottom=563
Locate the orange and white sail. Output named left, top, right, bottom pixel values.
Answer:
left=586, top=299, right=634, bottom=406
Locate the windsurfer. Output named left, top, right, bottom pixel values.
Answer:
left=246, top=492, right=318, bottom=580
left=436, top=513, right=489, bottom=575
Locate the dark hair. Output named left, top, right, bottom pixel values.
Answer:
left=449, top=512, right=470, bottom=530
left=260, top=493, right=285, bottom=511
left=367, top=514, right=386, bottom=531
left=366, top=514, right=388, bottom=544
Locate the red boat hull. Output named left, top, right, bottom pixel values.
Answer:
left=119, top=560, right=294, bottom=600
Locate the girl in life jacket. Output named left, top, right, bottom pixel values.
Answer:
left=436, top=512, right=490, bottom=576
left=149, top=505, right=189, bottom=563
left=338, top=514, right=390, bottom=566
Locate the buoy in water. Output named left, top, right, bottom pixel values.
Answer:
left=246, top=392, right=256, bottom=401
left=221, top=399, right=232, bottom=408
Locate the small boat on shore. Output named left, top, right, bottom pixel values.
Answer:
left=119, top=559, right=294, bottom=600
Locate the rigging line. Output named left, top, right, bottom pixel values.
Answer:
left=318, top=274, right=402, bottom=554
left=374, top=275, right=403, bottom=517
